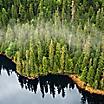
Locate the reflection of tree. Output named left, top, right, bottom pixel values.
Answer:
left=0, top=64, right=1, bottom=75
left=18, top=73, right=75, bottom=98
left=18, top=74, right=38, bottom=93
left=0, top=55, right=104, bottom=103
left=0, top=54, right=16, bottom=76
left=77, top=86, right=104, bottom=104
left=20, top=73, right=104, bottom=103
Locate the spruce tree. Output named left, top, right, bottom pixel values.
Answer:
left=87, top=66, right=95, bottom=86
left=25, top=50, right=29, bottom=76
left=37, top=41, right=43, bottom=65
left=60, top=45, right=65, bottom=73
left=38, top=0, right=44, bottom=20
left=67, top=58, right=73, bottom=73
left=55, top=42, right=61, bottom=71
left=16, top=51, right=21, bottom=73
left=1, top=8, right=8, bottom=26
left=11, top=5, right=17, bottom=19
left=49, top=39, right=54, bottom=71
left=19, top=4, right=26, bottom=21
left=80, top=66, right=87, bottom=83
left=29, top=3, right=34, bottom=20
left=93, top=68, right=102, bottom=89
left=42, top=56, right=48, bottom=74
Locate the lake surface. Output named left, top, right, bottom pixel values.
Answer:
left=0, top=54, right=104, bottom=104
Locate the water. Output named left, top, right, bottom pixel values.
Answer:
left=0, top=54, right=104, bottom=104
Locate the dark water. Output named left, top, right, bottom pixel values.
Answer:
left=0, top=54, right=104, bottom=104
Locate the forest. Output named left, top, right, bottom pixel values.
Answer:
left=0, top=0, right=104, bottom=91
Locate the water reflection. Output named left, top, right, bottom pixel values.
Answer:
left=18, top=73, right=74, bottom=98
left=0, top=54, right=104, bottom=104
left=0, top=54, right=16, bottom=75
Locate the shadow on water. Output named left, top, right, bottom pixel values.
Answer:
left=18, top=73, right=74, bottom=98
left=0, top=54, right=16, bottom=75
left=0, top=54, right=104, bottom=104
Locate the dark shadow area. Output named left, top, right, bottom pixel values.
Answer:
left=77, top=86, right=104, bottom=104
left=0, top=54, right=16, bottom=75
left=17, top=73, right=75, bottom=98
left=0, top=54, right=104, bottom=103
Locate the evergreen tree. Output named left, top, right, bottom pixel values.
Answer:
left=25, top=50, right=29, bottom=76
left=16, top=51, right=21, bottom=73
left=49, top=39, right=54, bottom=71
left=37, top=41, right=43, bottom=65
left=38, top=0, right=44, bottom=20
left=71, top=0, right=76, bottom=22
left=29, top=48, right=35, bottom=72
left=93, top=68, right=102, bottom=89
left=14, top=0, right=20, bottom=6
left=1, top=8, right=8, bottom=26
left=60, top=45, right=65, bottom=73
left=87, top=66, right=95, bottom=86
left=55, top=42, right=61, bottom=71
left=80, top=66, right=87, bottom=83
left=19, top=4, right=26, bottom=21
left=67, top=58, right=74, bottom=73
left=29, top=3, right=34, bottom=20
left=42, top=56, right=48, bottom=74
left=5, top=25, right=14, bottom=43
left=96, top=9, right=101, bottom=28
left=11, top=5, right=17, bottom=19
left=5, top=42, right=17, bottom=57
left=61, top=0, right=66, bottom=21
left=100, top=79, right=104, bottom=90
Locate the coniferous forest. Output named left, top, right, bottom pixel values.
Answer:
left=0, top=0, right=104, bottom=91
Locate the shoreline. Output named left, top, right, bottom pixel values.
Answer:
left=15, top=71, right=104, bottom=96
left=0, top=53, right=104, bottom=95
left=70, top=74, right=104, bottom=95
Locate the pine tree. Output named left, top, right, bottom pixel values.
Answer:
left=80, top=66, right=87, bottom=83
left=93, top=58, right=97, bottom=71
left=67, top=58, right=74, bottom=73
left=39, top=64, right=43, bottom=74
left=49, top=39, right=54, bottom=71
left=93, top=68, right=102, bottom=89
left=29, top=48, right=35, bottom=73
left=38, top=0, right=44, bottom=20
left=65, top=52, right=69, bottom=72
left=61, top=0, right=66, bottom=21
left=98, top=52, right=104, bottom=69
left=71, top=0, right=76, bottom=22
left=19, top=4, right=26, bottom=21
left=100, top=79, right=104, bottom=90
left=87, top=66, right=95, bottom=86
left=11, top=5, right=17, bottom=19
left=16, top=51, right=21, bottom=73
left=37, top=41, right=43, bottom=65
left=1, top=8, right=8, bottom=26
left=42, top=56, right=48, bottom=74
left=5, top=25, right=14, bottom=43
left=55, top=42, right=61, bottom=71
left=96, top=9, right=101, bottom=28
left=25, top=50, right=29, bottom=76
left=5, top=42, right=17, bottom=57
left=14, top=0, right=20, bottom=6
left=60, top=45, right=65, bottom=73
left=21, top=60, right=25, bottom=75
left=88, top=6, right=93, bottom=18
left=29, top=3, right=34, bottom=20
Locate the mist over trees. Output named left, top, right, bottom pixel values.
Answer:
left=0, top=0, right=104, bottom=90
